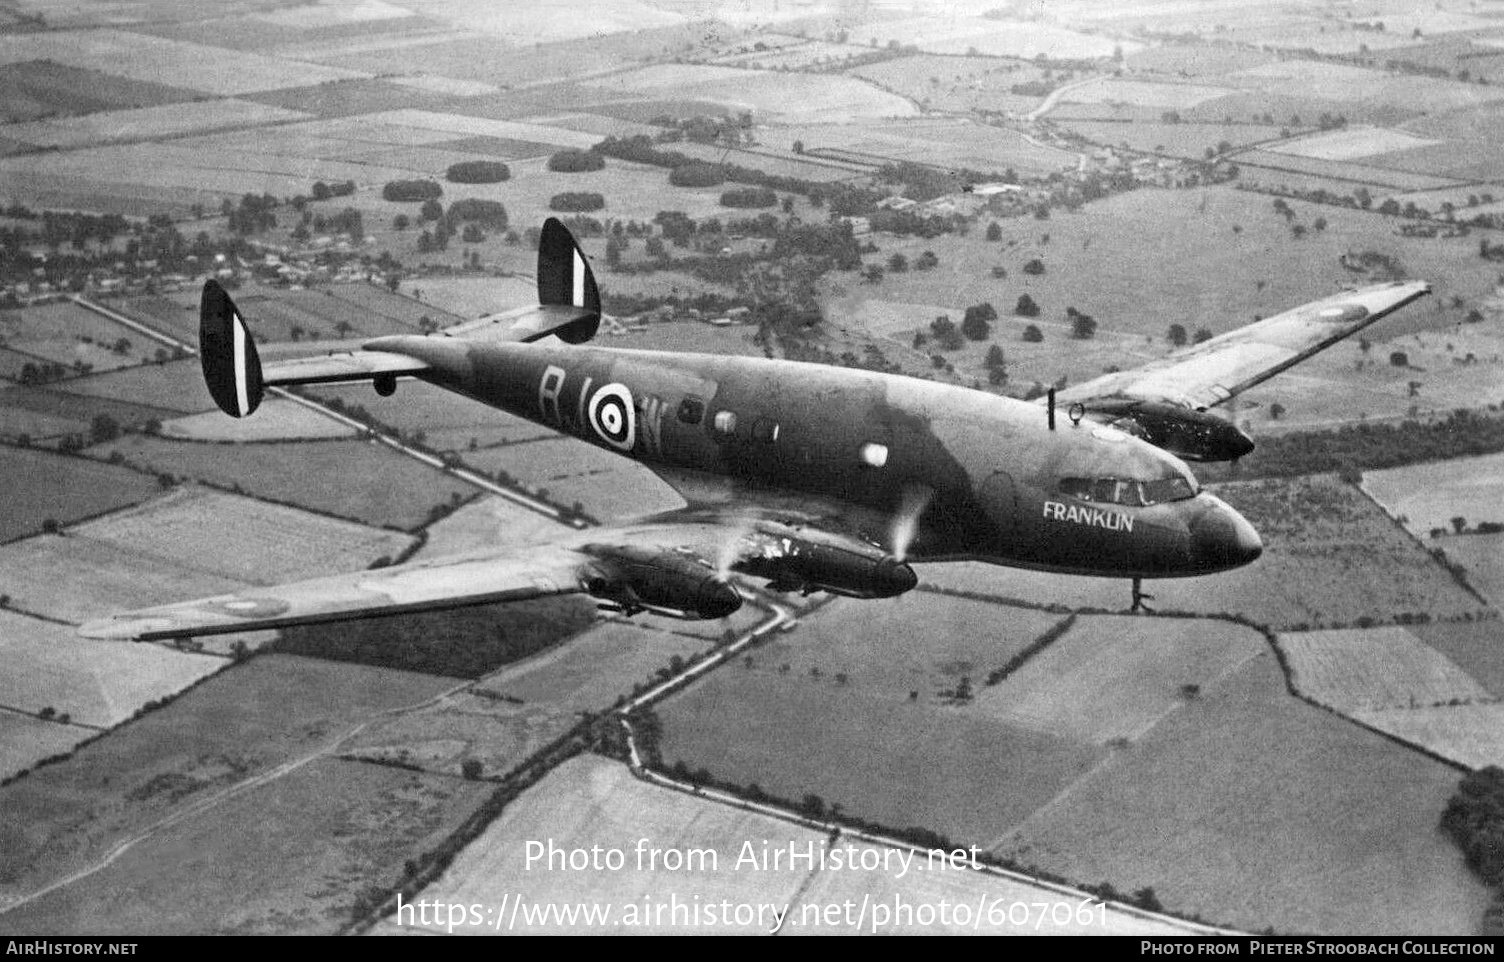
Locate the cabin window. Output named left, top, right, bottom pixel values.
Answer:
left=860, top=442, right=888, bottom=468
left=713, top=410, right=737, bottom=435
left=677, top=396, right=704, bottom=425
left=752, top=418, right=780, bottom=443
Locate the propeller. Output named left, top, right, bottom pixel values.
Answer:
left=714, top=513, right=759, bottom=581
left=888, top=483, right=934, bottom=563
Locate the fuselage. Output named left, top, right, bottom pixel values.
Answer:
left=367, top=334, right=1262, bottom=579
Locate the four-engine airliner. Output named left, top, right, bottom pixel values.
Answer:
left=81, top=218, right=1429, bottom=639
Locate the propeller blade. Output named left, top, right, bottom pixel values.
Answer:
left=889, top=483, right=934, bottom=563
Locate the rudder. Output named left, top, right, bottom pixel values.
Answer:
left=199, top=279, right=264, bottom=417
left=537, top=216, right=600, bottom=344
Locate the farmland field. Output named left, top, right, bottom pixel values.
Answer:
left=579, top=65, right=919, bottom=124
left=767, top=118, right=1075, bottom=174
left=89, top=435, right=475, bottom=531
left=1269, top=128, right=1443, bottom=161
left=1058, top=120, right=1286, bottom=157
left=2, top=100, right=309, bottom=150
left=1278, top=626, right=1492, bottom=712
left=0, top=608, right=222, bottom=729
left=0, top=445, right=159, bottom=544
left=1354, top=704, right=1504, bottom=771
left=846, top=54, right=1059, bottom=118
left=1231, top=150, right=1462, bottom=190
left=849, top=17, right=1134, bottom=61
left=1363, top=452, right=1504, bottom=538
left=1196, top=476, right=1486, bottom=628
left=741, top=591, right=1065, bottom=701
left=978, top=615, right=1266, bottom=744
left=994, top=654, right=1489, bottom=935
left=0, top=533, right=241, bottom=625
left=53, top=359, right=214, bottom=415
left=0, top=60, right=196, bottom=124
left=659, top=598, right=1105, bottom=843
left=340, top=689, right=578, bottom=779
left=1062, top=79, right=1235, bottom=111
left=833, top=185, right=1504, bottom=420
left=0, top=710, right=92, bottom=777
left=399, top=754, right=827, bottom=935
left=415, top=495, right=571, bottom=558
left=474, top=620, right=707, bottom=709
left=2, top=301, right=152, bottom=362
left=0, top=757, right=490, bottom=934
left=1443, top=535, right=1504, bottom=609
left=0, top=28, right=368, bottom=96
left=1413, top=620, right=1504, bottom=697
left=462, top=435, right=685, bottom=522
left=161, top=400, right=359, bottom=442
left=0, top=653, right=455, bottom=895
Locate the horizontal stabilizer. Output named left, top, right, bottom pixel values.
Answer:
left=259, top=350, right=430, bottom=386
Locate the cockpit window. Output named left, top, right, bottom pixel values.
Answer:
left=1140, top=477, right=1196, bottom=505
left=1060, top=476, right=1194, bottom=506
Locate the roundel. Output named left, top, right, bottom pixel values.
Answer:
left=588, top=383, right=636, bottom=451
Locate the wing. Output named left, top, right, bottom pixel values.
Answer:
left=1056, top=280, right=1430, bottom=411
left=78, top=544, right=599, bottom=641
left=77, top=507, right=919, bottom=642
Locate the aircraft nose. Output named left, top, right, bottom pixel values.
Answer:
left=1188, top=496, right=1263, bottom=571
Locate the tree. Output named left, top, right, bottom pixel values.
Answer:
left=1269, top=402, right=1285, bottom=420
left=392, top=213, right=410, bottom=230
left=1022, top=324, right=1043, bottom=343
left=89, top=413, right=121, bottom=444
left=419, top=198, right=443, bottom=222
left=887, top=252, right=908, bottom=273
left=1023, top=258, right=1045, bottom=275
left=1193, top=327, right=1213, bottom=344
left=1014, top=294, right=1040, bottom=317
left=461, top=758, right=484, bottom=780
left=382, top=180, right=442, bottom=202
left=961, top=302, right=996, bottom=341
left=547, top=149, right=606, bottom=173
left=1070, top=311, right=1097, bottom=340
left=549, top=192, right=606, bottom=212
left=1167, top=323, right=1187, bottom=347
left=915, top=250, right=939, bottom=270
left=1389, top=350, right=1409, bottom=367
left=1452, top=516, right=1468, bottom=535
left=445, top=160, right=510, bottom=183
left=930, top=315, right=963, bottom=351
left=862, top=264, right=884, bottom=283
left=986, top=221, right=1002, bottom=241
left=668, top=163, right=724, bottom=187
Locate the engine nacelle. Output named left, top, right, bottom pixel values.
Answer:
left=578, top=544, right=741, bottom=620
left=735, top=531, right=917, bottom=599
left=1083, top=399, right=1254, bottom=462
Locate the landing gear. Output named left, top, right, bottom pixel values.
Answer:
left=1131, top=577, right=1154, bottom=614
